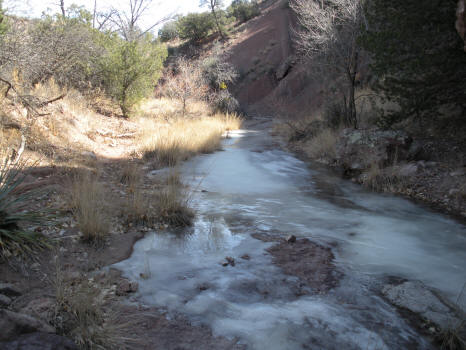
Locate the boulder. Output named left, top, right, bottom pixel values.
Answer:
left=286, top=235, right=297, bottom=243
left=0, top=309, right=55, bottom=341
left=382, top=281, right=461, bottom=329
left=335, top=129, right=412, bottom=173
left=0, top=332, right=77, bottom=350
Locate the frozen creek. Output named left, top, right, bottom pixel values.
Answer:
left=115, top=118, right=466, bottom=349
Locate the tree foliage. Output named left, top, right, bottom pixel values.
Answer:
left=158, top=20, right=179, bottom=42
left=362, top=0, right=466, bottom=126
left=200, top=0, right=225, bottom=39
left=228, top=0, right=260, bottom=23
left=100, top=34, right=167, bottom=117
left=177, top=12, right=215, bottom=43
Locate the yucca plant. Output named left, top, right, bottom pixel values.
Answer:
left=0, top=155, right=50, bottom=259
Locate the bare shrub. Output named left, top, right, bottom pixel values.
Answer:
left=290, top=0, right=366, bottom=128
left=165, top=57, right=209, bottom=116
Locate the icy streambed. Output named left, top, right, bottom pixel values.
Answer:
left=115, top=119, right=466, bottom=349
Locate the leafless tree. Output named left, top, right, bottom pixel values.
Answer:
left=107, top=0, right=173, bottom=41
left=290, top=0, right=366, bottom=128
left=165, top=57, right=209, bottom=116
left=200, top=0, right=225, bottom=40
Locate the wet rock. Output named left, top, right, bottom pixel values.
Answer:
left=116, top=278, right=139, bottom=296
left=286, top=235, right=297, bottom=243
left=240, top=254, right=251, bottom=260
left=382, top=281, right=461, bottom=329
left=220, top=257, right=236, bottom=267
left=335, top=129, right=412, bottom=174
left=0, top=283, right=22, bottom=297
left=0, top=294, right=12, bottom=307
left=0, top=309, right=55, bottom=341
left=0, top=332, right=78, bottom=350
left=198, top=283, right=210, bottom=291
left=267, top=239, right=340, bottom=293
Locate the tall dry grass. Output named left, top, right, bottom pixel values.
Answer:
left=123, top=168, right=194, bottom=227
left=69, top=172, right=109, bottom=243
left=136, top=99, right=241, bottom=168
left=303, top=128, right=339, bottom=160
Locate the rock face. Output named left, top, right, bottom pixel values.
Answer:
left=0, top=332, right=77, bottom=350
left=382, top=281, right=462, bottom=329
left=0, top=309, right=55, bottom=341
left=335, top=129, right=412, bottom=173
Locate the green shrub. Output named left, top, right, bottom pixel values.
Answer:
left=228, top=0, right=260, bottom=23
left=99, top=34, right=167, bottom=117
left=177, top=12, right=215, bottom=43
left=158, top=21, right=179, bottom=42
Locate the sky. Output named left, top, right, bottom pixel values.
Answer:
left=6, top=0, right=233, bottom=31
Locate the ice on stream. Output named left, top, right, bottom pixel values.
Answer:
left=115, top=125, right=465, bottom=349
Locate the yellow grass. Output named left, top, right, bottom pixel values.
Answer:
left=136, top=98, right=242, bottom=167
left=69, top=172, right=109, bottom=243
left=303, top=128, right=339, bottom=160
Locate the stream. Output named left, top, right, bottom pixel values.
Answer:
left=115, top=118, right=466, bottom=349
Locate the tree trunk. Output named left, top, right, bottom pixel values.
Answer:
left=60, top=0, right=66, bottom=18
left=211, top=7, right=224, bottom=40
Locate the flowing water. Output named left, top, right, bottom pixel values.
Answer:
left=115, top=118, right=466, bottom=349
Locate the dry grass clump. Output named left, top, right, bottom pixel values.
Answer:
left=155, top=182, right=194, bottom=227
left=69, top=172, right=109, bottom=243
left=439, top=321, right=466, bottom=350
left=362, top=163, right=406, bottom=192
left=136, top=99, right=241, bottom=168
left=123, top=170, right=193, bottom=228
left=53, top=263, right=136, bottom=349
left=119, top=161, right=142, bottom=189
left=303, top=128, right=339, bottom=161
